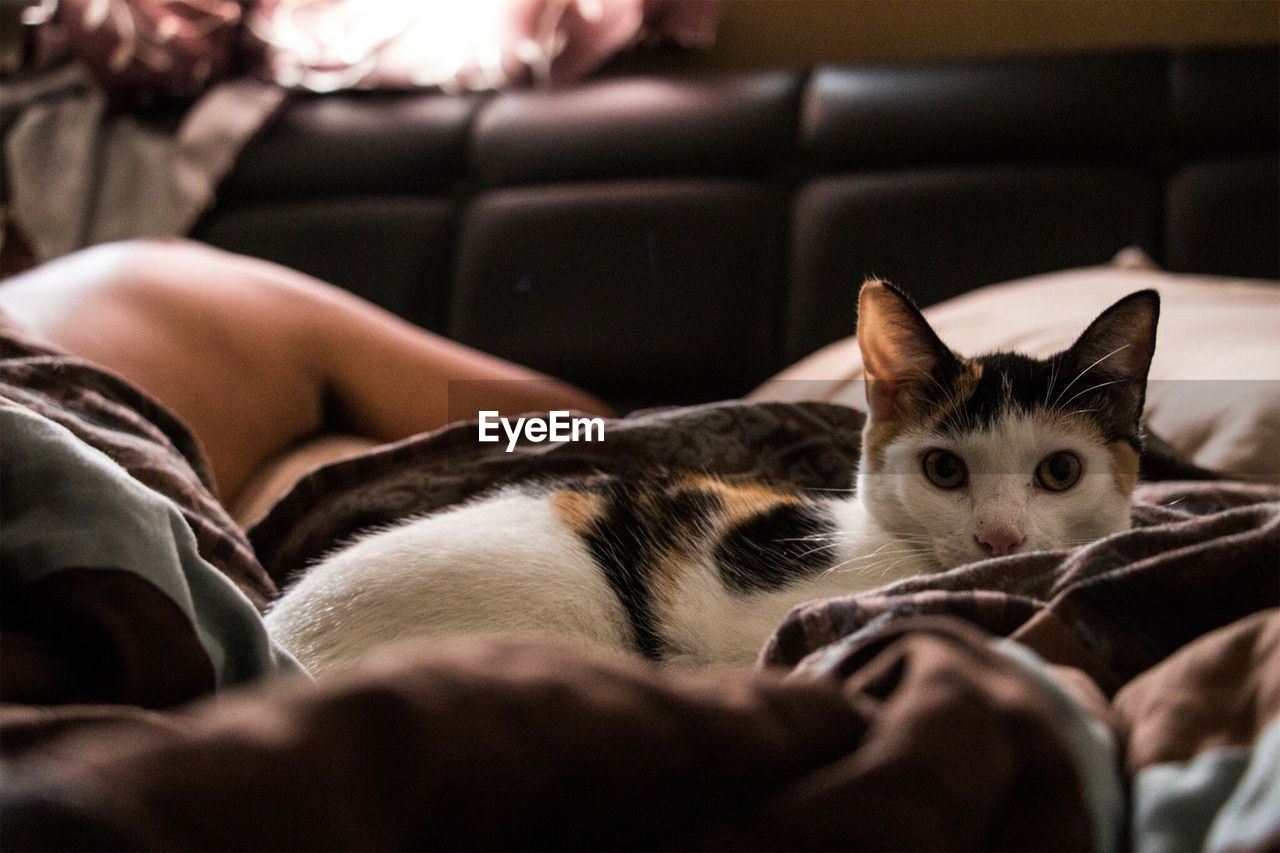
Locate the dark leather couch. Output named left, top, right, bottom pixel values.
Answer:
left=194, top=47, right=1279, bottom=410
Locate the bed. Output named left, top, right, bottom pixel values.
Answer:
left=2, top=46, right=1278, bottom=851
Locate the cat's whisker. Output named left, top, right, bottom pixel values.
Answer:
left=775, top=534, right=850, bottom=550
left=827, top=550, right=925, bottom=580
left=875, top=557, right=915, bottom=579
left=823, top=548, right=922, bottom=567
left=1050, top=344, right=1129, bottom=409
left=1057, top=379, right=1122, bottom=412
left=781, top=542, right=841, bottom=558
left=777, top=529, right=852, bottom=541
left=874, top=532, right=938, bottom=543
left=788, top=540, right=839, bottom=560
left=1044, top=355, right=1061, bottom=407
left=789, top=542, right=842, bottom=561
left=821, top=544, right=928, bottom=577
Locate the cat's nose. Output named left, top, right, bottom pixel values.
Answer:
left=975, top=529, right=1025, bottom=557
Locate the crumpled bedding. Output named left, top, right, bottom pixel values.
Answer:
left=0, top=310, right=294, bottom=712
left=0, top=403, right=302, bottom=707
left=3, top=612, right=1276, bottom=850
left=1, top=317, right=1277, bottom=850
left=765, top=477, right=1279, bottom=692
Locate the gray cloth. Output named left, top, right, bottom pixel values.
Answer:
left=1, top=62, right=283, bottom=262
left=1132, top=717, right=1280, bottom=853
left=0, top=401, right=302, bottom=689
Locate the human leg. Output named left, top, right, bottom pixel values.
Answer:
left=0, top=240, right=612, bottom=505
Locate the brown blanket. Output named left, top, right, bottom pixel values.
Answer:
left=3, top=612, right=1276, bottom=850
left=2, top=318, right=1278, bottom=850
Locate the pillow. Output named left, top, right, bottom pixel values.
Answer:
left=750, top=253, right=1280, bottom=483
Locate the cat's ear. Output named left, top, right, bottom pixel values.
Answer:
left=1058, top=289, right=1160, bottom=428
left=858, top=279, right=958, bottom=419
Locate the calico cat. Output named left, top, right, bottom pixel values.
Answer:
left=266, top=281, right=1160, bottom=672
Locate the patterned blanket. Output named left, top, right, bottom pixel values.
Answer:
left=2, top=317, right=1277, bottom=850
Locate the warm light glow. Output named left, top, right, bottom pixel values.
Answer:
left=250, top=0, right=585, bottom=92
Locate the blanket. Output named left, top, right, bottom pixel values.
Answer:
left=1, top=317, right=1277, bottom=850
left=2, top=614, right=1276, bottom=850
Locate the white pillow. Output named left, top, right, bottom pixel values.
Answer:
left=751, top=255, right=1280, bottom=483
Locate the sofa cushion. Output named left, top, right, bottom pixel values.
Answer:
left=194, top=197, right=455, bottom=330
left=784, top=166, right=1159, bottom=360
left=1169, top=47, right=1280, bottom=153
left=451, top=179, right=785, bottom=405
left=473, top=72, right=799, bottom=185
left=1165, top=156, right=1280, bottom=279
left=218, top=92, right=482, bottom=200
left=804, top=52, right=1165, bottom=170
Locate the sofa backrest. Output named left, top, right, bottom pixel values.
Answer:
left=195, top=47, right=1279, bottom=409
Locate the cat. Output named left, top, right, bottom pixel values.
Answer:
left=266, top=281, right=1160, bottom=673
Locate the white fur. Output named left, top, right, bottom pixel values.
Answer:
left=656, top=498, right=924, bottom=664
left=266, top=483, right=933, bottom=672
left=265, top=491, right=633, bottom=674
left=860, top=410, right=1131, bottom=568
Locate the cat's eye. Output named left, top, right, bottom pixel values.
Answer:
left=922, top=449, right=967, bottom=489
left=1036, top=451, right=1082, bottom=492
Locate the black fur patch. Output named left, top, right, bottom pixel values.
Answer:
left=939, top=352, right=1054, bottom=431
left=714, top=503, right=837, bottom=594
left=579, top=479, right=721, bottom=660
left=938, top=351, right=1141, bottom=448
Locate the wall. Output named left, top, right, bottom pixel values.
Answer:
left=666, top=0, right=1278, bottom=70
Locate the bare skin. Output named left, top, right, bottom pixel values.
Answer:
left=0, top=240, right=613, bottom=510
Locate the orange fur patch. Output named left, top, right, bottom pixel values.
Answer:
left=1107, top=441, right=1141, bottom=495
left=680, top=476, right=799, bottom=530
left=864, top=359, right=984, bottom=470
left=862, top=417, right=910, bottom=471
left=644, top=476, right=804, bottom=615
left=550, top=489, right=604, bottom=535
left=933, top=359, right=983, bottom=426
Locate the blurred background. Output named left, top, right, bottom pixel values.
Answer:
left=2, top=0, right=1277, bottom=410
left=629, top=0, right=1277, bottom=69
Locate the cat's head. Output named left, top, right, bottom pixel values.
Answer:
left=855, top=280, right=1159, bottom=569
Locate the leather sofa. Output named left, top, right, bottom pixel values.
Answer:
left=193, top=47, right=1279, bottom=410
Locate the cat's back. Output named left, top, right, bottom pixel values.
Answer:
left=266, top=474, right=873, bottom=671
left=265, top=484, right=635, bottom=672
